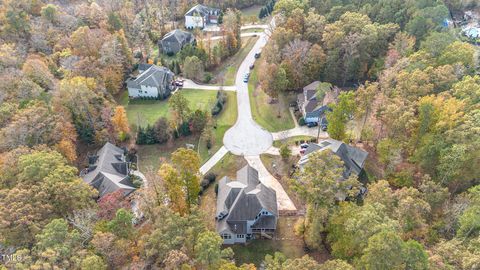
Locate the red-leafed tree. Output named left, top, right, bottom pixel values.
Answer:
left=97, top=190, right=129, bottom=220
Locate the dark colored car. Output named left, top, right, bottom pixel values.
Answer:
left=249, top=64, right=254, bottom=70
left=174, top=81, right=184, bottom=87
left=306, top=122, right=318, bottom=128
left=254, top=52, right=261, bottom=58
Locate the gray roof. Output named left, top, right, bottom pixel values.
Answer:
left=299, top=139, right=368, bottom=178
left=159, top=29, right=195, bottom=54
left=216, top=165, right=278, bottom=234
left=304, top=81, right=321, bottom=92
left=81, top=142, right=135, bottom=198
left=298, top=81, right=330, bottom=115
left=162, top=29, right=194, bottom=45
left=126, top=65, right=174, bottom=89
left=138, top=63, right=153, bottom=73
left=185, top=4, right=220, bottom=17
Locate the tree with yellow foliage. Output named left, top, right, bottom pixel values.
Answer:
left=111, top=106, right=130, bottom=142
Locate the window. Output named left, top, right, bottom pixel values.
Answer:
left=237, top=234, right=245, bottom=238
left=222, top=233, right=231, bottom=239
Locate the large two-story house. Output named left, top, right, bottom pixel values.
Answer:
left=126, top=64, right=174, bottom=99
left=159, top=29, right=195, bottom=55
left=216, top=165, right=278, bottom=244
left=185, top=4, right=221, bottom=29
left=299, top=139, right=368, bottom=179
left=297, top=81, right=331, bottom=125
left=80, top=142, right=136, bottom=199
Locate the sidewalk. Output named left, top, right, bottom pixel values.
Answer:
left=199, top=146, right=229, bottom=174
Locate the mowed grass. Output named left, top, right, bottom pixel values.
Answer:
left=120, top=89, right=218, bottom=130
left=248, top=62, right=295, bottom=132
left=120, top=89, right=237, bottom=168
left=213, top=36, right=258, bottom=85
left=240, top=5, right=266, bottom=24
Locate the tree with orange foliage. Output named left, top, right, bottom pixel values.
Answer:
left=111, top=106, right=130, bottom=142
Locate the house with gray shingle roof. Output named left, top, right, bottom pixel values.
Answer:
left=126, top=64, right=174, bottom=99
left=216, top=165, right=278, bottom=244
left=159, top=29, right=195, bottom=55
left=297, top=81, right=332, bottom=124
left=80, top=142, right=136, bottom=199
left=299, top=139, right=368, bottom=179
left=185, top=4, right=221, bottom=29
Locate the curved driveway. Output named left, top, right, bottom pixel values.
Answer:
left=199, top=19, right=305, bottom=211
left=223, top=32, right=273, bottom=156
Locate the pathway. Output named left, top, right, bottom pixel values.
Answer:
left=199, top=146, right=229, bottom=175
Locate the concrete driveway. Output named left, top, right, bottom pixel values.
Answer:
left=223, top=32, right=273, bottom=156
left=272, top=126, right=328, bottom=141
left=182, top=79, right=236, bottom=91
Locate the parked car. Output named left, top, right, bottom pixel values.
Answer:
left=174, top=80, right=184, bottom=87
left=243, top=73, right=250, bottom=83
left=249, top=64, right=255, bottom=70
left=254, top=52, right=261, bottom=58
left=300, top=143, right=309, bottom=149
left=306, top=122, right=318, bottom=128
left=289, top=102, right=297, bottom=107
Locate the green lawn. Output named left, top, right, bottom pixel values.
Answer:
left=198, top=92, right=237, bottom=161
left=248, top=63, right=295, bottom=132
left=213, top=36, right=258, bottom=85
left=240, top=5, right=266, bottom=24
left=120, top=89, right=218, bottom=131
left=121, top=89, right=237, bottom=168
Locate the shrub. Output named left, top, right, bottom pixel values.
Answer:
left=280, top=144, right=291, bottom=160
left=204, top=173, right=217, bottom=184
left=299, top=117, right=306, bottom=126
left=204, top=72, right=213, bottom=83
left=200, top=178, right=210, bottom=189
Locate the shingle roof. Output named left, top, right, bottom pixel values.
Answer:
left=185, top=4, right=220, bottom=17
left=216, top=165, right=278, bottom=234
left=162, top=29, right=194, bottom=45
left=299, top=139, right=368, bottom=178
left=126, top=65, right=174, bottom=89
left=81, top=142, right=135, bottom=198
left=303, top=81, right=321, bottom=92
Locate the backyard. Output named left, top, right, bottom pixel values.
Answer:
left=120, top=89, right=237, bottom=169
left=248, top=61, right=296, bottom=132
left=232, top=216, right=330, bottom=266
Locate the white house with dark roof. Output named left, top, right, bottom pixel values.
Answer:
left=126, top=64, right=174, bottom=99
left=216, top=165, right=278, bottom=244
left=185, top=4, right=221, bottom=29
left=80, top=142, right=136, bottom=199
